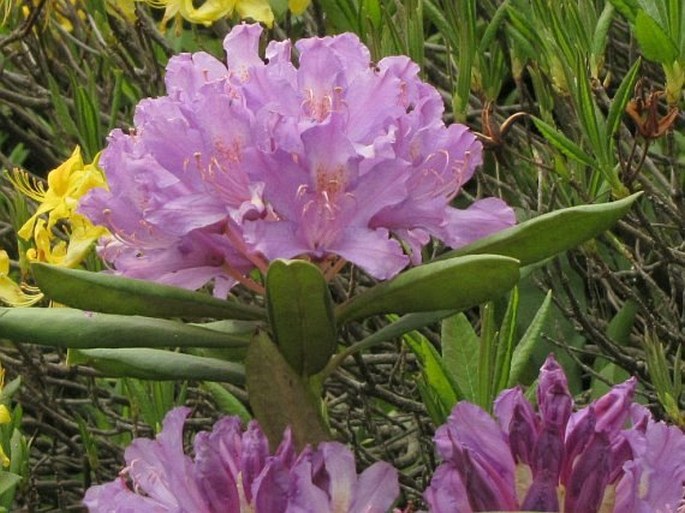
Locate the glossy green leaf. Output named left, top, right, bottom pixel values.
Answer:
left=336, top=255, right=520, bottom=324
left=266, top=260, right=337, bottom=376
left=32, top=263, right=265, bottom=321
left=508, top=290, right=553, bottom=387
left=634, top=10, right=679, bottom=63
left=0, top=307, right=250, bottom=349
left=442, top=193, right=641, bottom=266
left=67, top=348, right=245, bottom=383
left=246, top=331, right=329, bottom=450
left=441, top=313, right=480, bottom=403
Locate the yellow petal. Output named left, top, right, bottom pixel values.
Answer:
left=235, top=0, right=273, bottom=26
left=288, top=0, right=310, bottom=15
left=46, top=146, right=84, bottom=198
left=0, top=406, right=10, bottom=425
left=0, top=444, right=9, bottom=468
left=0, top=251, right=43, bottom=307
left=181, top=0, right=235, bottom=25
left=61, top=214, right=108, bottom=268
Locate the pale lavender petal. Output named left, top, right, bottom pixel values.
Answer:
left=349, top=462, right=399, bottom=513
left=564, top=431, right=612, bottom=513
left=436, top=402, right=518, bottom=509
left=441, top=198, right=516, bottom=249
left=537, top=354, right=573, bottom=430
left=424, top=464, right=473, bottom=513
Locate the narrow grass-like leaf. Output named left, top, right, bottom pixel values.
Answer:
left=532, top=117, right=596, bottom=168
left=322, top=311, right=455, bottom=379
left=608, top=0, right=639, bottom=22
left=32, top=263, right=265, bottom=321
left=202, top=382, right=251, bottom=423
left=441, top=193, right=641, bottom=266
left=336, top=255, right=519, bottom=324
left=592, top=3, right=615, bottom=66
left=607, top=58, right=641, bottom=138
left=0, top=307, right=250, bottom=348
left=508, top=290, right=553, bottom=387
left=403, top=330, right=459, bottom=424
left=478, top=302, right=496, bottom=411
left=68, top=348, right=245, bottom=383
left=494, top=287, right=519, bottom=392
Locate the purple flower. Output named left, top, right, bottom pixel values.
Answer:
left=83, top=407, right=400, bottom=513
left=80, top=24, right=514, bottom=294
left=286, top=442, right=399, bottom=513
left=425, top=355, right=685, bottom=513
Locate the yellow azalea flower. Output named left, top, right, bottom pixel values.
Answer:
left=28, top=214, right=107, bottom=268
left=0, top=250, right=42, bottom=307
left=140, top=0, right=274, bottom=28
left=288, top=0, right=310, bottom=15
left=8, top=146, right=107, bottom=242
left=234, top=0, right=274, bottom=25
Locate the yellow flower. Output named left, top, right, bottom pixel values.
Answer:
left=0, top=250, right=42, bottom=307
left=288, top=0, right=310, bottom=15
left=28, top=214, right=107, bottom=268
left=9, top=146, right=107, bottom=242
left=140, top=0, right=274, bottom=28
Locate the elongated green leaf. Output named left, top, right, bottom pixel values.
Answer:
left=606, top=58, right=641, bottom=138
left=478, top=302, right=497, bottom=410
left=608, top=0, right=639, bottom=22
left=0, top=307, right=249, bottom=348
left=322, top=311, right=454, bottom=379
left=442, top=193, right=641, bottom=266
left=403, top=330, right=459, bottom=424
left=246, top=332, right=329, bottom=450
left=634, top=10, right=679, bottom=63
left=494, top=287, right=519, bottom=392
left=336, top=255, right=520, bottom=324
left=532, top=117, right=596, bottom=168
left=441, top=313, right=480, bottom=403
left=32, top=263, right=265, bottom=321
left=508, top=290, right=553, bottom=387
left=68, top=348, right=245, bottom=383
left=202, top=382, right=251, bottom=423
left=266, top=260, right=337, bottom=376
left=0, top=471, right=22, bottom=497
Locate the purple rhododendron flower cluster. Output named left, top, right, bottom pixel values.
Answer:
left=79, top=23, right=514, bottom=296
left=425, top=355, right=685, bottom=513
left=83, top=407, right=399, bottom=513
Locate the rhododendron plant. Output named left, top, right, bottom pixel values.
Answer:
left=424, top=355, right=685, bottom=513
left=79, top=23, right=514, bottom=295
left=83, top=407, right=399, bottom=513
